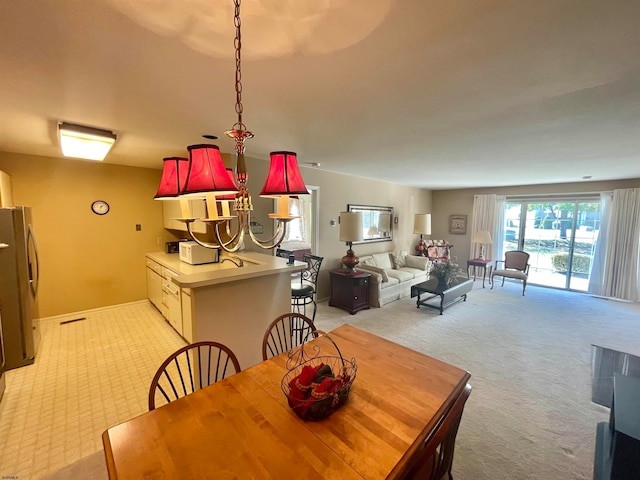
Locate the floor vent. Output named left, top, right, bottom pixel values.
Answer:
left=60, top=317, right=87, bottom=325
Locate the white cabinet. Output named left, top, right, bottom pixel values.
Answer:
left=0, top=170, right=14, bottom=207
left=146, top=260, right=163, bottom=310
left=147, top=259, right=185, bottom=338
left=163, top=199, right=207, bottom=234
left=162, top=268, right=182, bottom=336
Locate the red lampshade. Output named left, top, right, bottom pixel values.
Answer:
left=216, top=168, right=238, bottom=201
left=154, top=157, right=189, bottom=199
left=181, top=144, right=238, bottom=197
left=259, top=151, right=308, bottom=196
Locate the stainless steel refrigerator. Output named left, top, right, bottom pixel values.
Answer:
left=0, top=206, right=40, bottom=372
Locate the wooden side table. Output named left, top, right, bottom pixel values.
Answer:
left=466, top=258, right=493, bottom=288
left=329, top=269, right=371, bottom=314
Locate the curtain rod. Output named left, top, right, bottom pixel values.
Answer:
left=504, top=192, right=610, bottom=202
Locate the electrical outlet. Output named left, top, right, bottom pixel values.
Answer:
left=135, top=224, right=142, bottom=231
left=157, top=237, right=162, bottom=245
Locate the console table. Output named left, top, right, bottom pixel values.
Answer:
left=329, top=269, right=371, bottom=314
left=411, top=277, right=473, bottom=314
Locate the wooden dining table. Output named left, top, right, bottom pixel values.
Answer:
left=102, top=324, right=471, bottom=479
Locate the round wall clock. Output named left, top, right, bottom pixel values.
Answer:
left=91, top=200, right=110, bottom=215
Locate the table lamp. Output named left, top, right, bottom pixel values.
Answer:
left=413, top=214, right=432, bottom=256
left=340, top=211, right=364, bottom=272
left=472, top=230, right=493, bottom=259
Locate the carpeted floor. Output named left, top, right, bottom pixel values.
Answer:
left=314, top=283, right=640, bottom=480
left=41, top=282, right=640, bottom=479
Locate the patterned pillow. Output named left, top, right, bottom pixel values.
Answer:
left=359, top=255, right=375, bottom=266
left=393, top=250, right=408, bottom=269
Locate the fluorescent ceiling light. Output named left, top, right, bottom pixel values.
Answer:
left=58, top=122, right=116, bottom=161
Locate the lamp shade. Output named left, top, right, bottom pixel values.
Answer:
left=216, top=168, right=239, bottom=200
left=181, top=144, right=238, bottom=198
left=259, top=151, right=309, bottom=196
left=413, top=214, right=432, bottom=235
left=58, top=122, right=116, bottom=161
left=340, top=212, right=364, bottom=242
left=472, top=230, right=493, bottom=244
left=154, top=157, right=189, bottom=199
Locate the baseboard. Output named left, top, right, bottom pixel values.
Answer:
left=38, top=300, right=151, bottom=325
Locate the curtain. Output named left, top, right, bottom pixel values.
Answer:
left=601, top=188, right=640, bottom=301
left=493, top=195, right=506, bottom=262
left=470, top=194, right=506, bottom=261
left=283, top=197, right=308, bottom=243
left=588, top=192, right=612, bottom=296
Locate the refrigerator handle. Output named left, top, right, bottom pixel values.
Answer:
left=27, top=225, right=40, bottom=297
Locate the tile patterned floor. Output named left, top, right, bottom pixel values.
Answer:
left=0, top=301, right=186, bottom=480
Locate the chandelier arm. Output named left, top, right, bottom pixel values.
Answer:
left=247, top=220, right=288, bottom=249
left=185, top=222, right=223, bottom=250
left=216, top=219, right=243, bottom=248
left=213, top=225, right=244, bottom=253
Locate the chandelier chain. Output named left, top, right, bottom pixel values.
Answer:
left=233, top=0, right=245, bottom=131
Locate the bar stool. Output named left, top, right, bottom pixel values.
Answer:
left=291, top=253, right=323, bottom=322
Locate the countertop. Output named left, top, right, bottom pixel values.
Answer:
left=146, top=251, right=306, bottom=288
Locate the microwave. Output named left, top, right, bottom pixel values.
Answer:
left=179, top=241, right=219, bottom=265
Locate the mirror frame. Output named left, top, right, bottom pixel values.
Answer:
left=347, top=204, right=394, bottom=244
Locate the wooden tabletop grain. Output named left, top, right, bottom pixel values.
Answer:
left=102, top=324, right=470, bottom=479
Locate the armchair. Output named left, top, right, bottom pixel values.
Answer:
left=491, top=250, right=530, bottom=296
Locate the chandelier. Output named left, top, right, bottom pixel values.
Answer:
left=154, top=0, right=308, bottom=253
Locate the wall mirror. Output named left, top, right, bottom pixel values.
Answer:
left=347, top=204, right=394, bottom=244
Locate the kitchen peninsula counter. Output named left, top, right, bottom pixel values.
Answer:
left=145, top=251, right=306, bottom=288
left=145, top=250, right=306, bottom=369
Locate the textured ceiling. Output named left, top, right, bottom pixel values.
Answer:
left=1, top=0, right=639, bottom=189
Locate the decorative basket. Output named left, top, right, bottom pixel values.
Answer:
left=281, top=330, right=357, bottom=421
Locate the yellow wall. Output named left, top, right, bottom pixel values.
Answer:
left=432, top=178, right=640, bottom=265
left=0, top=152, right=168, bottom=317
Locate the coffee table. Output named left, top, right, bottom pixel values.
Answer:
left=411, top=277, right=473, bottom=314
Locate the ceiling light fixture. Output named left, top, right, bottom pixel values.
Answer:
left=58, top=122, right=116, bottom=161
left=154, top=0, right=308, bottom=253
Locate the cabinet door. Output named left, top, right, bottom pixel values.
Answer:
left=353, top=277, right=370, bottom=309
left=146, top=267, right=162, bottom=310
left=162, top=199, right=208, bottom=233
left=165, top=281, right=182, bottom=335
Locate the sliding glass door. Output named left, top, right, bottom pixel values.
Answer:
left=502, top=198, right=601, bottom=291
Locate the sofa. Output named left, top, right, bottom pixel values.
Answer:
left=357, top=251, right=431, bottom=307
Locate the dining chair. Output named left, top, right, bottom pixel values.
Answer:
left=404, top=383, right=472, bottom=480
left=262, top=312, right=318, bottom=361
left=491, top=250, right=530, bottom=296
left=291, top=253, right=323, bottom=321
left=148, top=341, right=241, bottom=410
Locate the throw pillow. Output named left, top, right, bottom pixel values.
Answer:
left=359, top=255, right=375, bottom=266
left=372, top=253, right=393, bottom=269
left=359, top=264, right=389, bottom=282
left=393, top=250, right=408, bottom=269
